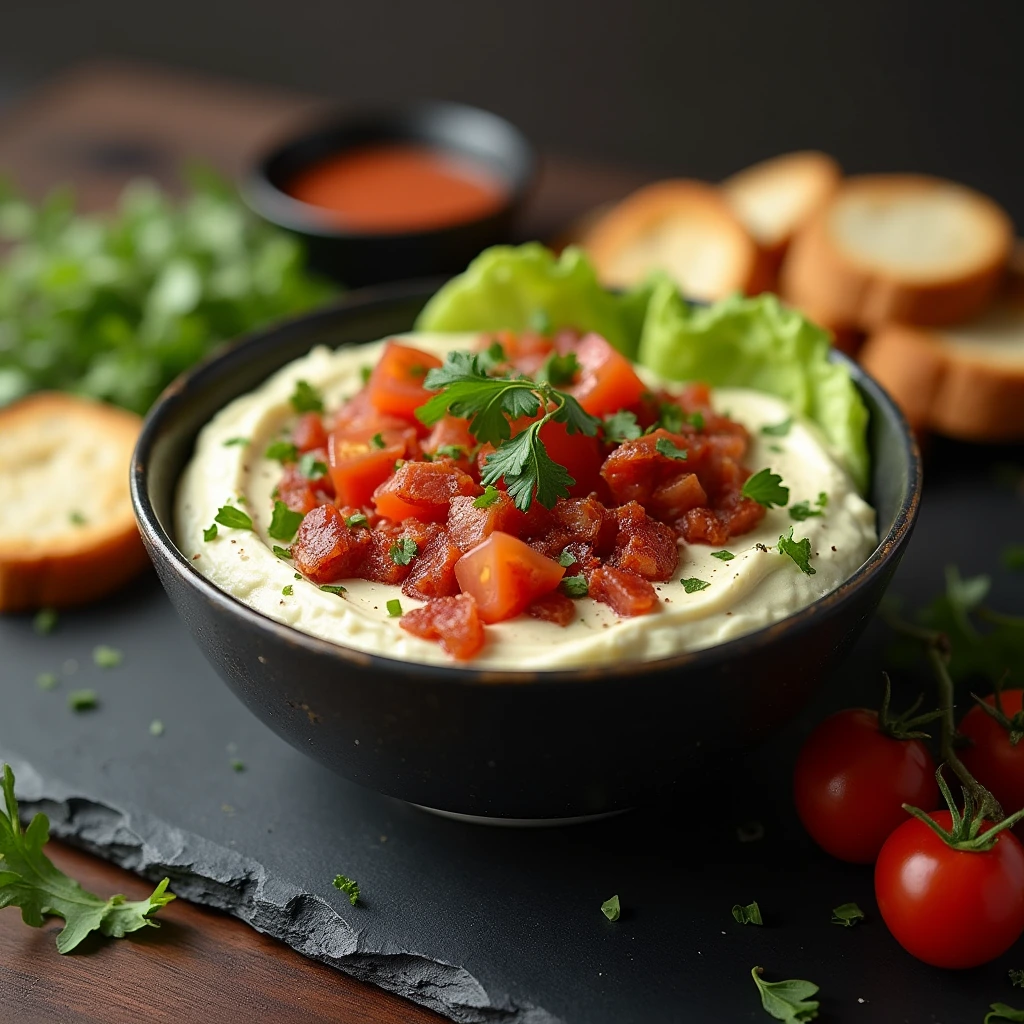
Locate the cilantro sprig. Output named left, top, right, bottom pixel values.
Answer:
left=0, top=764, right=175, bottom=952
left=416, top=350, right=599, bottom=511
left=751, top=966, right=819, bottom=1022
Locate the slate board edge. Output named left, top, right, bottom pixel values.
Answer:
left=2, top=748, right=563, bottom=1024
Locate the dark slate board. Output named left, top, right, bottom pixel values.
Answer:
left=2, top=442, right=1022, bottom=1024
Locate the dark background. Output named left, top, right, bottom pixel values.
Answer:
left=2, top=0, right=1023, bottom=219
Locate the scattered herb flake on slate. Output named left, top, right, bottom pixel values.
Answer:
left=680, top=578, right=710, bottom=593
left=264, top=440, right=298, bottom=463
left=300, top=453, right=328, bottom=480
left=272, top=545, right=292, bottom=559
left=732, top=902, right=763, bottom=925
left=751, top=966, right=820, bottom=1022
left=1011, top=969, right=1024, bottom=988
left=345, top=513, right=368, bottom=528
left=268, top=500, right=304, bottom=542
left=831, top=902, right=865, bottom=927
left=742, top=468, right=789, bottom=508
left=386, top=599, right=403, bottom=617
left=737, top=821, right=765, bottom=843
left=289, top=380, right=323, bottom=414
left=389, top=537, right=418, bottom=565
left=33, top=608, right=58, bottom=635
left=67, top=689, right=98, bottom=712
left=320, top=584, right=346, bottom=596
left=332, top=874, right=361, bottom=905
left=562, top=575, right=588, bottom=598
left=711, top=550, right=735, bottom=561
left=986, top=1004, right=1024, bottom=1023
left=1004, top=545, right=1024, bottom=572
left=600, top=895, right=621, bottom=921
left=473, top=485, right=501, bottom=509
left=93, top=645, right=122, bottom=668
left=761, top=417, right=793, bottom=437
left=777, top=528, right=816, bottom=575
left=282, top=585, right=294, bottom=596
left=602, top=409, right=642, bottom=443
left=222, top=437, right=249, bottom=447
left=35, top=672, right=58, bottom=690
left=655, top=437, right=688, bottom=460
left=230, top=758, right=245, bottom=772
left=203, top=523, right=218, bottom=541
left=214, top=505, right=253, bottom=531
left=149, top=720, right=164, bottom=737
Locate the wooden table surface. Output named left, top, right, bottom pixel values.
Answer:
left=0, top=61, right=653, bottom=1024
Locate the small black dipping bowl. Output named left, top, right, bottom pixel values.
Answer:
left=243, top=102, right=536, bottom=287
left=132, top=282, right=922, bottom=820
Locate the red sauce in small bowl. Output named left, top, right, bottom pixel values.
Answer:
left=286, top=143, right=507, bottom=233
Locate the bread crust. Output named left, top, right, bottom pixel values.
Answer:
left=0, top=392, right=150, bottom=611
left=781, top=174, right=1014, bottom=329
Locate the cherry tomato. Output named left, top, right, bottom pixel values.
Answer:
left=366, top=341, right=441, bottom=421
left=793, top=708, right=939, bottom=863
left=875, top=810, right=1024, bottom=968
left=959, top=691, right=1024, bottom=819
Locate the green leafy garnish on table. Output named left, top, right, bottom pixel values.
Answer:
left=93, top=645, right=122, bottom=669
left=67, top=689, right=98, bottom=712
left=600, top=895, right=620, bottom=921
left=267, top=500, right=304, bottom=542
left=36, top=672, right=58, bottom=691
left=1011, top=969, right=1024, bottom=988
left=214, top=505, right=253, bottom=531
left=732, top=901, right=763, bottom=925
left=0, top=764, right=174, bottom=952
left=33, top=608, right=58, bottom=635
left=149, top=720, right=164, bottom=737
left=987, top=1004, right=1024, bottom=1023
left=0, top=172, right=333, bottom=413
left=333, top=874, right=360, bottom=906
left=778, top=528, right=815, bottom=576
left=830, top=902, right=865, bottom=927
left=751, top=966, right=819, bottom=1022
left=1004, top=545, right=1024, bottom=572
left=742, top=468, right=789, bottom=509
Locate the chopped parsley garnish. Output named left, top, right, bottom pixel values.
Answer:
left=203, top=524, right=218, bottom=541
left=268, top=500, right=304, bottom=542
left=386, top=599, right=403, bottom=617
left=830, top=902, right=864, bottom=927
left=359, top=365, right=372, bottom=384
left=791, top=492, right=829, bottom=521
left=416, top=349, right=599, bottom=511
left=222, top=436, right=249, bottom=447
left=370, top=432, right=386, bottom=449
left=33, top=608, right=58, bottom=635
left=761, top=417, right=793, bottom=437
left=67, top=689, right=98, bottom=712
left=294, top=572, right=302, bottom=580
left=656, top=402, right=684, bottom=433
left=680, top=578, right=710, bottom=593
left=751, top=966, right=819, bottom=1023
left=389, top=537, right=418, bottom=565
left=1003, top=545, right=1024, bottom=571
left=333, top=874, right=360, bottom=906
left=741, top=468, right=789, bottom=508
left=264, top=441, right=298, bottom=463
left=655, top=437, right=688, bottom=460
left=473, top=485, right=501, bottom=509
left=214, top=505, right=253, bottom=531
left=346, top=513, right=369, bottom=528
left=558, top=549, right=577, bottom=567
left=435, top=444, right=468, bottom=460
left=230, top=758, right=245, bottom=772
left=36, top=672, right=58, bottom=690
left=149, top=720, right=164, bottom=737
left=289, top=379, right=323, bottom=413
left=69, top=510, right=87, bottom=526
left=600, top=895, right=620, bottom=922
left=320, top=584, right=347, bottom=596
left=299, top=453, right=328, bottom=480
left=816, top=491, right=828, bottom=509
left=272, top=545, right=292, bottom=559
left=282, top=585, right=294, bottom=596
left=536, top=351, right=579, bottom=387
left=0, top=764, right=174, bottom=952
left=711, top=550, right=735, bottom=561
left=777, top=527, right=815, bottom=575
left=93, top=645, right=122, bottom=668
left=686, top=410, right=705, bottom=431
left=562, top=575, right=588, bottom=598
left=603, top=409, right=643, bottom=443
left=732, top=902, right=763, bottom=926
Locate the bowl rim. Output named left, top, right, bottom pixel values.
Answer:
left=242, top=99, right=537, bottom=242
left=131, top=280, right=923, bottom=686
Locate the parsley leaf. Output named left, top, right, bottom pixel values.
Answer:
left=777, top=528, right=815, bottom=575
left=264, top=440, right=298, bottom=463
left=742, top=468, right=789, bottom=508
left=320, top=584, right=346, bottom=596
left=290, top=380, right=323, bottom=413
left=657, top=403, right=684, bottom=433
left=711, top=550, right=734, bottom=561
left=536, top=351, right=579, bottom=386
left=67, top=689, right=98, bottom=712
left=203, top=523, right=218, bottom=541
left=655, top=437, right=688, bottom=460
left=386, top=599, right=403, bottom=617
left=478, top=340, right=508, bottom=372
left=222, top=437, right=249, bottom=447
left=1011, top=969, right=1024, bottom=988
left=1004, top=545, right=1024, bottom=571
left=473, top=485, right=501, bottom=508
left=370, top=432, right=386, bottom=449
left=214, top=505, right=253, bottom=531
left=230, top=758, right=245, bottom=772
left=149, top=720, right=164, bottom=737
left=986, top=1005, right=1024, bottom=1023
left=600, top=895, right=620, bottom=921
left=282, top=585, right=293, bottom=596
left=558, top=549, right=577, bottom=568
left=789, top=501, right=824, bottom=522
left=33, top=608, right=58, bottom=635
left=268, top=500, right=304, bottom=542
left=681, top=578, right=710, bottom=593
left=751, top=966, right=820, bottom=1023
left=435, top=444, right=468, bottom=460
left=389, top=538, right=418, bottom=566
left=562, top=575, right=588, bottom=598
left=299, top=453, right=328, bottom=480
left=483, top=426, right=576, bottom=511
left=333, top=874, right=360, bottom=906
left=732, top=902, right=763, bottom=925
left=830, top=902, right=864, bottom=927
left=761, top=417, right=793, bottom=437
left=93, top=645, right=122, bottom=668
left=346, top=513, right=369, bottom=528
left=36, top=672, right=58, bottom=691
left=0, top=764, right=175, bottom=952
left=603, top=410, right=643, bottom=443
left=272, top=545, right=292, bottom=559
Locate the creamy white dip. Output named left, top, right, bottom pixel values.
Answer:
left=175, top=333, right=877, bottom=669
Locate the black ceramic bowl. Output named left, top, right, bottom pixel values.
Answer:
left=243, top=102, right=536, bottom=287
left=132, top=282, right=922, bottom=820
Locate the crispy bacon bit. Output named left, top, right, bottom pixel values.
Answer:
left=447, top=491, right=524, bottom=551
left=608, top=501, right=679, bottom=581
left=400, top=594, right=485, bottom=660
left=589, top=565, right=659, bottom=617
left=402, top=530, right=463, bottom=599
left=359, top=519, right=436, bottom=584
left=526, top=590, right=576, bottom=627
left=373, top=460, right=481, bottom=524
left=292, top=505, right=370, bottom=583
left=600, top=429, right=697, bottom=507
left=648, top=471, right=707, bottom=521
left=277, top=459, right=337, bottom=514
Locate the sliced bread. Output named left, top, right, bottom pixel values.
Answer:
left=581, top=180, right=768, bottom=301
left=781, top=174, right=1014, bottom=329
left=0, top=392, right=149, bottom=611
left=722, top=150, right=841, bottom=265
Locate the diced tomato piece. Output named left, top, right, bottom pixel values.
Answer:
left=373, top=461, right=481, bottom=524
left=293, top=412, right=328, bottom=453
left=328, top=434, right=405, bottom=509
left=589, top=565, right=659, bottom=617
left=537, top=419, right=605, bottom=498
left=292, top=505, right=370, bottom=583
left=424, top=415, right=476, bottom=460
left=455, top=531, right=566, bottom=624
left=526, top=590, right=576, bottom=627
left=333, top=390, right=423, bottom=449
left=400, top=594, right=485, bottom=661
left=402, top=530, right=463, bottom=599
left=484, top=329, right=553, bottom=376
left=551, top=496, right=616, bottom=551
left=567, top=333, right=647, bottom=418
left=447, top=491, right=525, bottom=550
left=367, top=342, right=442, bottom=421
left=608, top=501, right=679, bottom=581
left=649, top=472, right=707, bottom=521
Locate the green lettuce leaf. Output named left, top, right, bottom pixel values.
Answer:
left=636, top=282, right=870, bottom=491
left=415, top=243, right=645, bottom=356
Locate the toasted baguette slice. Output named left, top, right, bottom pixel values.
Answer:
left=722, top=150, right=841, bottom=263
left=860, top=256, right=1024, bottom=440
left=581, top=180, right=768, bottom=301
left=0, top=393, right=149, bottom=611
left=781, top=174, right=1014, bottom=329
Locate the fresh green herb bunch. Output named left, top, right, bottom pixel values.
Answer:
left=0, top=168, right=335, bottom=413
